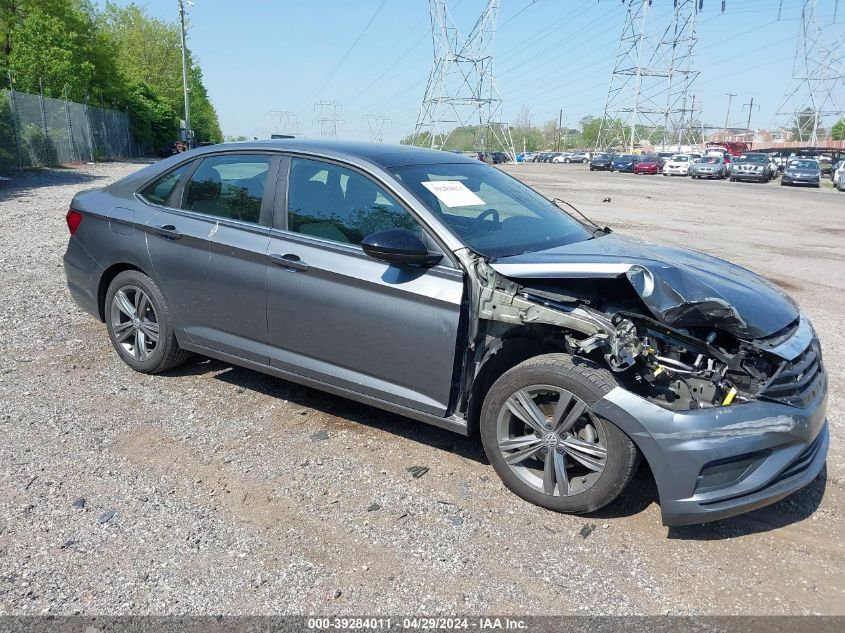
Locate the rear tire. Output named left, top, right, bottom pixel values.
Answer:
left=480, top=354, right=639, bottom=515
left=105, top=270, right=189, bottom=374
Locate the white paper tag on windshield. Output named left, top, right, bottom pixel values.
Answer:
left=421, top=180, right=485, bottom=207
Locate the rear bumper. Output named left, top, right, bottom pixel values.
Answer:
left=63, top=237, right=102, bottom=320
left=593, top=370, right=828, bottom=526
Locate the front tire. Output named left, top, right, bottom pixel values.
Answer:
left=105, top=270, right=189, bottom=374
left=480, top=354, right=639, bottom=515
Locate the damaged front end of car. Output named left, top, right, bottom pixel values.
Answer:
left=454, top=244, right=829, bottom=526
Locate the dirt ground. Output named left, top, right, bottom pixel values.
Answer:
left=0, top=160, right=842, bottom=616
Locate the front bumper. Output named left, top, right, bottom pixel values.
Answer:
left=733, top=170, right=767, bottom=181
left=663, top=167, right=688, bottom=175
left=782, top=174, right=820, bottom=185
left=693, top=169, right=721, bottom=178
left=593, top=370, right=828, bottom=526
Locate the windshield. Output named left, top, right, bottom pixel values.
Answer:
left=787, top=160, right=818, bottom=169
left=699, top=157, right=719, bottom=164
left=391, top=163, right=593, bottom=259
left=671, top=155, right=689, bottom=162
left=616, top=155, right=636, bottom=162
left=740, top=154, right=767, bottom=163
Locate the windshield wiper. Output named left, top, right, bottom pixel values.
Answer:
left=552, top=198, right=610, bottom=235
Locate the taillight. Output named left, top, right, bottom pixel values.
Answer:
left=66, top=209, right=83, bottom=235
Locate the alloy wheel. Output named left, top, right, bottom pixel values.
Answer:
left=495, top=384, right=607, bottom=497
left=110, top=285, right=160, bottom=361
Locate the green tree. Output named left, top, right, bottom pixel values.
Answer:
left=123, top=80, right=178, bottom=149
left=99, top=2, right=222, bottom=142
left=830, top=119, right=845, bottom=141
left=7, top=7, right=96, bottom=100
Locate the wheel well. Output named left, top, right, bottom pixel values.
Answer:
left=465, top=325, right=567, bottom=436
left=97, top=263, right=143, bottom=321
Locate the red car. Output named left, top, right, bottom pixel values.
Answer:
left=633, top=156, right=663, bottom=174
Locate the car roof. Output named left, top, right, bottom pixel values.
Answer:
left=185, top=139, right=479, bottom=168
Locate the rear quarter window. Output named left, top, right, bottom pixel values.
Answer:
left=139, top=164, right=190, bottom=205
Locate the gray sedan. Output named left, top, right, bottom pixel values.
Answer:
left=781, top=158, right=822, bottom=187
left=63, top=140, right=828, bottom=526
left=690, top=156, right=727, bottom=179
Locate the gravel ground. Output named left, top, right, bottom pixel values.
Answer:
left=0, top=160, right=842, bottom=616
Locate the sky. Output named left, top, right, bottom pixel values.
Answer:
left=95, top=0, right=842, bottom=143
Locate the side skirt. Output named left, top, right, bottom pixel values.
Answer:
left=179, top=342, right=470, bottom=436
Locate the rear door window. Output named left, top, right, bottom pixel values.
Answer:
left=180, top=154, right=272, bottom=224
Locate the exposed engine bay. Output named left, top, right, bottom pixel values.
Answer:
left=456, top=249, right=802, bottom=412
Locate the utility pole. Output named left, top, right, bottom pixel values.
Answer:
left=724, top=92, right=736, bottom=130
left=743, top=97, right=759, bottom=144
left=557, top=109, right=563, bottom=151
left=178, top=0, right=192, bottom=148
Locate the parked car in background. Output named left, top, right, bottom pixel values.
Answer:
left=768, top=156, right=781, bottom=176
left=831, top=159, right=845, bottom=189
left=657, top=151, right=675, bottom=160
left=566, top=151, right=592, bottom=164
left=610, top=154, right=637, bottom=172
left=551, top=152, right=572, bottom=164
left=730, top=153, right=773, bottom=182
left=690, top=155, right=727, bottom=180
left=632, top=155, right=662, bottom=175
left=469, top=151, right=494, bottom=164
left=158, top=141, right=187, bottom=158
left=662, top=154, right=693, bottom=176
left=491, top=151, right=510, bottom=164
left=63, top=139, right=829, bottom=527
left=816, top=155, right=833, bottom=175
left=781, top=158, right=821, bottom=187
left=589, top=153, right=614, bottom=171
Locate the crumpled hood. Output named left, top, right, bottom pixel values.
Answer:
left=490, top=233, right=799, bottom=339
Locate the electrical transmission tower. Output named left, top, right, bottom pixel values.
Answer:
left=365, top=115, right=391, bottom=143
left=414, top=0, right=516, bottom=158
left=597, top=0, right=704, bottom=152
left=267, top=110, right=303, bottom=137
left=776, top=0, right=845, bottom=145
left=314, top=101, right=343, bottom=139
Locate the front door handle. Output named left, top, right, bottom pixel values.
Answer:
left=152, top=224, right=182, bottom=240
left=269, top=253, right=309, bottom=272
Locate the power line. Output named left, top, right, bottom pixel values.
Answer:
left=296, top=0, right=389, bottom=115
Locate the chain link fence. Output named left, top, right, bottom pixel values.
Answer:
left=0, top=88, right=145, bottom=173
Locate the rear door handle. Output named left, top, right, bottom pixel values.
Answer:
left=269, top=253, right=309, bottom=272
left=152, top=224, right=182, bottom=240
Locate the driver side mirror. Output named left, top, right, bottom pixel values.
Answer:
left=361, top=229, right=442, bottom=267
